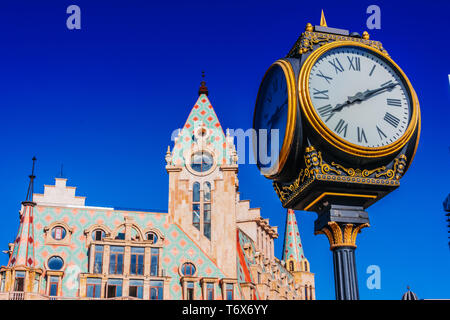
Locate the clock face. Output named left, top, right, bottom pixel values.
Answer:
left=254, top=64, right=291, bottom=172
left=308, top=46, right=412, bottom=148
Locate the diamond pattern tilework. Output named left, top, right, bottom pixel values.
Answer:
left=171, top=94, right=230, bottom=167
left=33, top=205, right=226, bottom=298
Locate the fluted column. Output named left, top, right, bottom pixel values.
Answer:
left=314, top=205, right=369, bottom=300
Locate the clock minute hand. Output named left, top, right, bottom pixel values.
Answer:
left=331, top=83, right=398, bottom=113
left=267, top=98, right=288, bottom=130
left=360, top=82, right=398, bottom=101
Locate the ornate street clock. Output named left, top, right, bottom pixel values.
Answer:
left=253, top=13, right=421, bottom=300
left=254, top=22, right=420, bottom=212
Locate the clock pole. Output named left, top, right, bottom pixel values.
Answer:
left=314, top=204, right=369, bottom=300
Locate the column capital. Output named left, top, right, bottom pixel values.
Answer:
left=314, top=204, right=370, bottom=250
left=315, top=221, right=369, bottom=250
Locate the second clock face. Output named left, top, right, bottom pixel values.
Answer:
left=308, top=46, right=412, bottom=148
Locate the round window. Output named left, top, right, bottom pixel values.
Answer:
left=190, top=152, right=213, bottom=173
left=48, top=256, right=64, bottom=270
left=51, top=226, right=67, bottom=240
left=181, top=262, right=196, bottom=276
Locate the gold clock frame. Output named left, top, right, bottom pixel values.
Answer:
left=254, top=59, right=298, bottom=178
left=298, top=41, right=420, bottom=158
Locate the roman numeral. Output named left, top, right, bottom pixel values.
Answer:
left=384, top=112, right=400, bottom=128
left=369, top=65, right=376, bottom=76
left=316, top=70, right=333, bottom=83
left=357, top=127, right=367, bottom=143
left=387, top=98, right=402, bottom=107
left=317, top=104, right=335, bottom=122
left=329, top=58, right=344, bottom=74
left=317, top=104, right=332, bottom=117
left=347, top=56, right=361, bottom=71
left=312, top=88, right=329, bottom=100
left=376, top=126, right=387, bottom=140
left=334, top=119, right=348, bottom=137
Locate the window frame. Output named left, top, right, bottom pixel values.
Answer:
left=86, top=278, right=102, bottom=298
left=128, top=279, right=144, bottom=299
left=181, top=262, right=196, bottom=277
left=130, top=247, right=145, bottom=276
left=149, top=280, right=164, bottom=300
left=14, top=271, right=26, bottom=292
left=51, top=226, right=67, bottom=240
left=109, top=246, right=124, bottom=275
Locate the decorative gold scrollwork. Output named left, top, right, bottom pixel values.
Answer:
left=287, top=31, right=389, bottom=57
left=273, top=145, right=408, bottom=206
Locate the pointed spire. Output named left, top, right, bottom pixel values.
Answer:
left=8, top=157, right=38, bottom=268
left=198, top=71, right=209, bottom=96
left=283, top=209, right=306, bottom=267
left=24, top=157, right=36, bottom=205
left=320, top=9, right=327, bottom=27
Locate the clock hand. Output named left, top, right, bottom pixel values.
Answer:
left=267, top=98, right=288, bottom=130
left=331, top=83, right=398, bottom=113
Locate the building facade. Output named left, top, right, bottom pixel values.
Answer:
left=0, top=81, right=315, bottom=300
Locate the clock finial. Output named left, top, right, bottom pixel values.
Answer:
left=198, top=71, right=209, bottom=96
left=320, top=9, right=327, bottom=27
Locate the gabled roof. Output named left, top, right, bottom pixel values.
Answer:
left=170, top=93, right=230, bottom=167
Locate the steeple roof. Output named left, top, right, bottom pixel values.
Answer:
left=282, top=209, right=306, bottom=263
left=169, top=77, right=234, bottom=167
left=8, top=158, right=37, bottom=268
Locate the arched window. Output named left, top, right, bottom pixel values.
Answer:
left=92, top=229, right=105, bottom=241
left=192, top=182, right=200, bottom=230
left=115, top=227, right=125, bottom=240
left=181, top=262, right=196, bottom=276
left=289, top=261, right=294, bottom=271
left=146, top=231, right=158, bottom=244
left=304, top=261, right=308, bottom=272
left=203, top=182, right=211, bottom=240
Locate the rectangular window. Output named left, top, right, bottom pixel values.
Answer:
left=150, top=280, right=164, bottom=300
left=150, top=248, right=159, bottom=276
left=206, top=283, right=214, bottom=300
left=203, top=203, right=211, bottom=240
left=129, top=279, right=143, bottom=299
left=106, top=279, right=123, bottom=298
left=226, top=283, right=233, bottom=300
left=93, top=245, right=104, bottom=274
left=14, top=271, right=25, bottom=292
left=86, top=278, right=102, bottom=298
left=109, top=246, right=124, bottom=275
left=130, top=247, right=145, bottom=276
left=186, top=281, right=194, bottom=300
left=49, top=276, right=59, bottom=296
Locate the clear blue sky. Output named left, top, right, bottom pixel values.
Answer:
left=0, top=0, right=448, bottom=299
